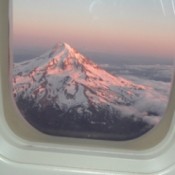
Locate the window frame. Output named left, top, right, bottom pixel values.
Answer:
left=1, top=0, right=175, bottom=174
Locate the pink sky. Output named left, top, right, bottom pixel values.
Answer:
left=13, top=0, right=175, bottom=61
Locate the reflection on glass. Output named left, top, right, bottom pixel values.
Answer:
left=12, top=0, right=174, bottom=140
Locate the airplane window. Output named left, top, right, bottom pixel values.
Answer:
left=12, top=0, right=175, bottom=141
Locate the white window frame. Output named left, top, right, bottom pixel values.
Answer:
left=1, top=0, right=175, bottom=174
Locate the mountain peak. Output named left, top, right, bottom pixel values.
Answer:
left=49, top=42, right=77, bottom=59
left=53, top=42, right=71, bottom=50
left=62, top=42, right=72, bottom=50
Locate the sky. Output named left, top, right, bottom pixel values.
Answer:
left=13, top=0, right=175, bottom=64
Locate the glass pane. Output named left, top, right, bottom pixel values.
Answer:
left=12, top=0, right=174, bottom=140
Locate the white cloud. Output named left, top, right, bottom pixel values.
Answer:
left=108, top=64, right=172, bottom=126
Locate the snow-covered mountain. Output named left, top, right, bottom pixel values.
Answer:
left=13, top=43, right=146, bottom=110
left=12, top=43, right=152, bottom=140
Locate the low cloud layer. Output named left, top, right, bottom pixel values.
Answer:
left=101, top=64, right=173, bottom=82
left=104, top=64, right=172, bottom=126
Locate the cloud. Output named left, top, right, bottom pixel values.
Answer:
left=102, top=64, right=173, bottom=82
left=117, top=88, right=167, bottom=126
left=134, top=89, right=168, bottom=115
left=106, top=64, right=172, bottom=126
left=142, top=115, right=161, bottom=126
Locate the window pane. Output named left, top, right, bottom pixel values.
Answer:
left=12, top=0, right=174, bottom=140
